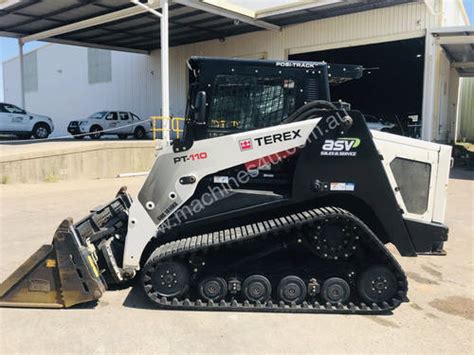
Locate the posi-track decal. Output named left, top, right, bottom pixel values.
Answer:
left=321, top=138, right=361, bottom=157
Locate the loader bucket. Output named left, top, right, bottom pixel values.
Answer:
left=0, top=218, right=106, bottom=308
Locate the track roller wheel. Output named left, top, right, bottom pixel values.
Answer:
left=277, top=276, right=307, bottom=304
left=358, top=265, right=397, bottom=304
left=321, top=277, right=350, bottom=304
left=242, top=275, right=272, bottom=303
left=199, top=277, right=228, bottom=302
left=146, top=261, right=189, bottom=298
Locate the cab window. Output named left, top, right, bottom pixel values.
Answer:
left=119, top=112, right=129, bottom=120
left=207, top=74, right=296, bottom=135
left=131, top=113, right=141, bottom=121
left=3, top=104, right=26, bottom=114
left=105, top=112, right=118, bottom=120
left=88, top=111, right=106, bottom=119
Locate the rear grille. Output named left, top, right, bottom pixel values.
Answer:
left=304, top=78, right=320, bottom=102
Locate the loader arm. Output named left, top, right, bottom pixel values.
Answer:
left=123, top=118, right=321, bottom=269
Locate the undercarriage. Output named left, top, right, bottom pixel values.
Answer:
left=141, top=207, right=408, bottom=313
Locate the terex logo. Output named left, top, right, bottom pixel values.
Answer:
left=254, top=129, right=301, bottom=146
left=239, top=139, right=253, bottom=151
left=321, top=138, right=361, bottom=157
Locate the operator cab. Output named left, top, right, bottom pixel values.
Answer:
left=179, top=56, right=363, bottom=147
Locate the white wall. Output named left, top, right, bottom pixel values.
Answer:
left=4, top=44, right=159, bottom=136
left=4, top=2, right=439, bottom=137
left=421, top=0, right=470, bottom=142
left=457, top=78, right=474, bottom=141
left=441, top=0, right=470, bottom=26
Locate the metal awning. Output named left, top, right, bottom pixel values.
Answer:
left=1, top=0, right=416, bottom=54
left=431, top=26, right=474, bottom=77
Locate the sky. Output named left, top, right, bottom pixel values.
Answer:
left=1, top=0, right=473, bottom=102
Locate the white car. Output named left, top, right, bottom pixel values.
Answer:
left=0, top=102, right=54, bottom=139
left=364, top=114, right=396, bottom=132
left=68, top=111, right=149, bottom=139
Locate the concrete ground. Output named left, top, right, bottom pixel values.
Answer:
left=0, top=170, right=473, bottom=354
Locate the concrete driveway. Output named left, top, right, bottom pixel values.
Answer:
left=0, top=170, right=472, bottom=354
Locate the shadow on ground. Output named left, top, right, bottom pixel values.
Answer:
left=123, top=285, right=157, bottom=310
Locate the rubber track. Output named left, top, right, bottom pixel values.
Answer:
left=143, top=207, right=409, bottom=314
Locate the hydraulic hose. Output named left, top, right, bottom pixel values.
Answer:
left=282, top=100, right=353, bottom=132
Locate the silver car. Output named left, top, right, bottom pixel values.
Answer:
left=67, top=111, right=149, bottom=140
left=364, top=114, right=396, bottom=132
left=0, top=102, right=54, bottom=139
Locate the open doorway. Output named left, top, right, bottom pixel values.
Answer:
left=290, top=37, right=426, bottom=137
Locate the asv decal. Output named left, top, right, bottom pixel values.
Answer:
left=321, top=138, right=361, bottom=157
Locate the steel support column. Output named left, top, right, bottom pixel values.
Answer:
left=421, top=32, right=437, bottom=141
left=160, top=0, right=170, bottom=144
left=18, top=39, right=25, bottom=109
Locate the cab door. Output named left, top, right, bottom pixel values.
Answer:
left=104, top=112, right=119, bottom=133
left=0, top=104, right=13, bottom=131
left=2, top=103, right=30, bottom=132
left=117, top=112, right=132, bottom=134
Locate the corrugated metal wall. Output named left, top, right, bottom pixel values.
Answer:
left=458, top=78, right=474, bottom=142
left=3, top=44, right=160, bottom=136
left=163, top=1, right=435, bottom=115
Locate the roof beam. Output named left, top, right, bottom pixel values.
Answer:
left=0, top=0, right=35, bottom=12
left=452, top=62, right=474, bottom=69
left=44, top=36, right=149, bottom=55
left=436, top=35, right=474, bottom=45
left=75, top=13, right=226, bottom=43
left=19, top=3, right=162, bottom=44
left=173, top=0, right=281, bottom=32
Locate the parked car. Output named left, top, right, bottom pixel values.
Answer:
left=364, top=114, right=397, bottom=132
left=67, top=111, right=149, bottom=140
left=0, top=102, right=54, bottom=139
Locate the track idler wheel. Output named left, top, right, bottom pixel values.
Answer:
left=148, top=261, right=189, bottom=298
left=242, top=275, right=271, bottom=303
left=358, top=265, right=397, bottom=304
left=321, top=277, right=350, bottom=304
left=199, top=277, right=227, bottom=302
left=277, top=276, right=307, bottom=304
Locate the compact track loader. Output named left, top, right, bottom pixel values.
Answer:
left=0, top=57, right=452, bottom=314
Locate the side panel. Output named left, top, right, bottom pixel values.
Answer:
left=372, top=130, right=452, bottom=224
left=291, top=111, right=418, bottom=256
left=123, top=118, right=321, bottom=269
left=372, top=134, right=439, bottom=222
